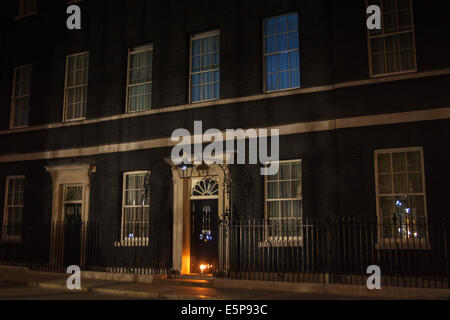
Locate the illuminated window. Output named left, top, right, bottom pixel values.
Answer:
left=375, top=147, right=428, bottom=240
left=64, top=52, right=89, bottom=122
left=126, top=44, right=153, bottom=113
left=2, top=176, right=25, bottom=242
left=263, top=13, right=300, bottom=92
left=121, top=171, right=150, bottom=244
left=367, top=0, right=416, bottom=76
left=11, top=65, right=32, bottom=128
left=190, top=30, right=220, bottom=103
left=266, top=160, right=302, bottom=239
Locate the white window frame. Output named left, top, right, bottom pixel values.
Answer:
left=263, top=159, right=303, bottom=247
left=262, top=12, right=301, bottom=93
left=15, top=0, right=38, bottom=19
left=189, top=30, right=221, bottom=104
left=374, top=146, right=430, bottom=249
left=10, top=64, right=32, bottom=129
left=119, top=171, right=150, bottom=247
left=125, top=44, right=154, bottom=114
left=367, top=0, right=417, bottom=78
left=62, top=184, right=83, bottom=219
left=2, top=176, right=25, bottom=243
left=63, top=51, right=89, bottom=122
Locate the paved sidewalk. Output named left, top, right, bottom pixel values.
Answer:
left=1, top=268, right=449, bottom=300
left=0, top=269, right=372, bottom=300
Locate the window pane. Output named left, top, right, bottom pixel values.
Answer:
left=379, top=196, right=396, bottom=224
left=288, top=32, right=298, bottom=50
left=12, top=65, right=32, bottom=127
left=278, top=71, right=290, bottom=89
left=368, top=1, right=415, bottom=75
left=267, top=181, right=279, bottom=199
left=280, top=201, right=290, bottom=218
left=265, top=36, right=277, bottom=53
left=290, top=51, right=300, bottom=69
left=277, top=34, right=288, bottom=51
left=378, top=174, right=392, bottom=194
left=264, top=13, right=300, bottom=91
left=279, top=181, right=290, bottom=198
left=287, top=14, right=298, bottom=31
left=372, top=54, right=385, bottom=75
left=291, top=180, right=301, bottom=198
left=408, top=173, right=423, bottom=193
left=400, top=49, right=414, bottom=71
left=127, top=46, right=153, bottom=112
left=268, top=201, right=279, bottom=219
left=407, top=151, right=422, bottom=172
left=292, top=200, right=302, bottom=217
left=290, top=70, right=300, bottom=88
left=377, top=153, right=391, bottom=173
left=266, top=160, right=302, bottom=237
left=386, top=51, right=400, bottom=73
left=371, top=38, right=385, bottom=54
left=4, top=177, right=25, bottom=238
left=279, top=163, right=290, bottom=180
left=393, top=173, right=407, bottom=193
left=264, top=18, right=276, bottom=36
left=277, top=53, right=289, bottom=71
left=192, top=85, right=201, bottom=102
left=292, top=162, right=301, bottom=179
left=191, top=33, right=220, bottom=102
left=376, top=148, right=427, bottom=239
left=65, top=185, right=83, bottom=201
left=65, top=53, right=89, bottom=120
left=383, top=12, right=398, bottom=33
left=386, top=34, right=397, bottom=51
left=392, top=152, right=406, bottom=172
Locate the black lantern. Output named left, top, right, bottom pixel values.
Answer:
left=176, top=162, right=194, bottom=180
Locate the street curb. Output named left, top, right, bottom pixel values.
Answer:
left=90, top=287, right=224, bottom=300
left=26, top=280, right=224, bottom=300
left=0, top=266, right=30, bottom=273
left=28, top=281, right=89, bottom=292
left=81, top=271, right=160, bottom=283
left=211, top=278, right=450, bottom=300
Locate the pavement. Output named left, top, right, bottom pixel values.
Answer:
left=0, top=281, right=144, bottom=300
left=0, top=268, right=376, bottom=300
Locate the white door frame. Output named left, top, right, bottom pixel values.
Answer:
left=169, top=162, right=230, bottom=274
left=45, top=164, right=96, bottom=268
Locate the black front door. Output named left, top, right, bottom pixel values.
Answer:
left=190, top=199, right=219, bottom=274
left=63, top=203, right=82, bottom=267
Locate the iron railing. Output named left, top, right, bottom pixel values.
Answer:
left=0, top=221, right=172, bottom=275
left=221, top=216, right=450, bottom=288
left=0, top=216, right=449, bottom=289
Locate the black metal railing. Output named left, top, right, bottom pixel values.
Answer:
left=1, top=216, right=449, bottom=289
left=0, top=221, right=172, bottom=275
left=221, top=216, right=450, bottom=288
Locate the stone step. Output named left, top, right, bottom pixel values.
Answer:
left=178, top=273, right=215, bottom=281
left=164, top=278, right=214, bottom=287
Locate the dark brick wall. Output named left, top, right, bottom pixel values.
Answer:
left=0, top=1, right=449, bottom=236
left=1, top=0, right=449, bottom=134
left=1, top=72, right=450, bottom=155
left=3, top=119, right=449, bottom=228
